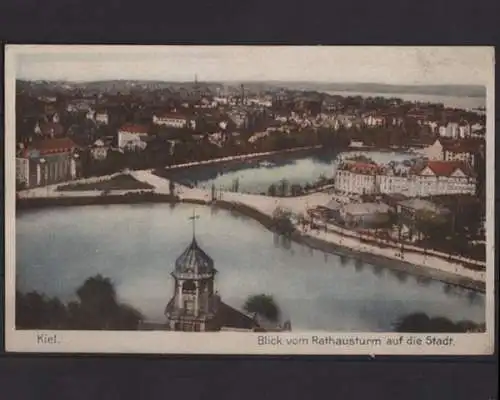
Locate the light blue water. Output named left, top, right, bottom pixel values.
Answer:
left=16, top=204, right=485, bottom=332
left=167, top=150, right=417, bottom=193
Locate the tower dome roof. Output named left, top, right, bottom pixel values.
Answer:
left=174, top=237, right=214, bottom=275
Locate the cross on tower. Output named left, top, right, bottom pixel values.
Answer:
left=188, top=209, right=200, bottom=238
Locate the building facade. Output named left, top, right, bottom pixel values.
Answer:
left=16, top=138, right=80, bottom=188
left=117, top=123, right=149, bottom=149
left=152, top=113, right=189, bottom=129
left=414, top=139, right=477, bottom=166
left=95, top=111, right=109, bottom=125
left=334, top=160, right=476, bottom=197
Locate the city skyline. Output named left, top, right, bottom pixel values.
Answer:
left=10, top=46, right=493, bottom=86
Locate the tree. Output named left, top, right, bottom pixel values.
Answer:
left=268, top=183, right=277, bottom=197
left=211, top=183, right=216, bottom=201
left=393, top=312, right=485, bottom=333
left=414, top=209, right=449, bottom=242
left=169, top=180, right=175, bottom=196
left=317, top=173, right=327, bottom=185
left=290, top=183, right=303, bottom=196
left=16, top=275, right=143, bottom=331
left=243, top=294, right=281, bottom=323
left=278, top=178, right=289, bottom=197
left=272, top=207, right=295, bottom=236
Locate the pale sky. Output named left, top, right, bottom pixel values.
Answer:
left=9, top=45, right=494, bottom=85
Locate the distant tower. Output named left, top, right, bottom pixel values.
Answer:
left=240, top=84, right=245, bottom=105
left=193, top=74, right=201, bottom=100
left=165, top=211, right=219, bottom=332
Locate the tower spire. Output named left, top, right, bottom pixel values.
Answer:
left=189, top=209, right=200, bottom=239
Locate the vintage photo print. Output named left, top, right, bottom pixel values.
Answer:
left=4, top=45, right=495, bottom=354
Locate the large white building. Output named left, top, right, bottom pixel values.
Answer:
left=334, top=162, right=381, bottom=195
left=334, top=160, right=476, bottom=197
left=118, top=123, right=149, bottom=149
left=362, top=114, right=385, bottom=127
left=16, top=137, right=80, bottom=188
left=415, top=139, right=477, bottom=166
left=152, top=113, right=191, bottom=129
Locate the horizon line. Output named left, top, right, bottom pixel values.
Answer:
left=16, top=78, right=485, bottom=87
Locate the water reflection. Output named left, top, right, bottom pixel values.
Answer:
left=273, top=232, right=280, bottom=248
left=467, top=290, right=479, bottom=305
left=354, top=258, right=364, bottom=272
left=373, top=264, right=384, bottom=277
left=443, top=284, right=453, bottom=294
left=164, top=148, right=416, bottom=195
left=280, top=235, right=292, bottom=250
left=16, top=203, right=486, bottom=331
left=416, top=275, right=432, bottom=287
left=391, top=269, right=409, bottom=283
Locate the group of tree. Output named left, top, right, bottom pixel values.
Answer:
left=408, top=195, right=486, bottom=260
left=393, top=312, right=485, bottom=333
left=271, top=207, right=295, bottom=236
left=267, top=175, right=332, bottom=198
left=243, top=294, right=281, bottom=323
left=16, top=275, right=143, bottom=330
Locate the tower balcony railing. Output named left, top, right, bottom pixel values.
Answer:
left=166, top=309, right=215, bottom=320
left=172, top=271, right=215, bottom=280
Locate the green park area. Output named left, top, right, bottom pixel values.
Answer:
left=57, top=174, right=154, bottom=192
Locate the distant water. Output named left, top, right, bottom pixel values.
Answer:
left=325, top=91, right=486, bottom=110
left=168, top=149, right=416, bottom=193
left=16, top=204, right=485, bottom=332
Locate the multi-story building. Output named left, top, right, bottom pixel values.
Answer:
left=334, top=162, right=381, bottom=195
left=152, top=112, right=190, bottom=129
left=416, top=139, right=477, bottom=166
left=410, top=160, right=476, bottom=197
left=16, top=137, right=80, bottom=188
left=117, top=123, right=150, bottom=149
left=439, top=122, right=460, bottom=139
left=95, top=110, right=109, bottom=125
left=90, top=137, right=113, bottom=160
left=442, top=141, right=477, bottom=166
left=362, top=114, right=385, bottom=127
left=334, top=160, right=476, bottom=197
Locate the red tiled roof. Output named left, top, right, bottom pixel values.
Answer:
left=156, top=113, right=187, bottom=120
left=442, top=140, right=479, bottom=154
left=24, top=137, right=79, bottom=156
left=343, top=162, right=380, bottom=175
left=423, top=161, right=471, bottom=177
left=38, top=122, right=64, bottom=137
left=119, top=123, right=149, bottom=134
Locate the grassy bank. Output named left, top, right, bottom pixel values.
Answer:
left=17, top=192, right=179, bottom=211
left=57, top=174, right=154, bottom=192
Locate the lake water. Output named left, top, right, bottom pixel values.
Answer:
left=16, top=204, right=485, bottom=332
left=167, top=149, right=417, bottom=193
left=325, top=91, right=486, bottom=111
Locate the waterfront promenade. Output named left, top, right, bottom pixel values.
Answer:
left=17, top=169, right=486, bottom=289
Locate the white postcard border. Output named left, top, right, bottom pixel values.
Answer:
left=4, top=45, right=496, bottom=355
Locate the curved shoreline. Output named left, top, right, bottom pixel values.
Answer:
left=17, top=194, right=485, bottom=294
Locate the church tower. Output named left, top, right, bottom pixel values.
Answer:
left=165, top=212, right=218, bottom=332
left=193, top=73, right=201, bottom=101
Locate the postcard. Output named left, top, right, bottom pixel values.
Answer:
left=4, top=45, right=495, bottom=354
